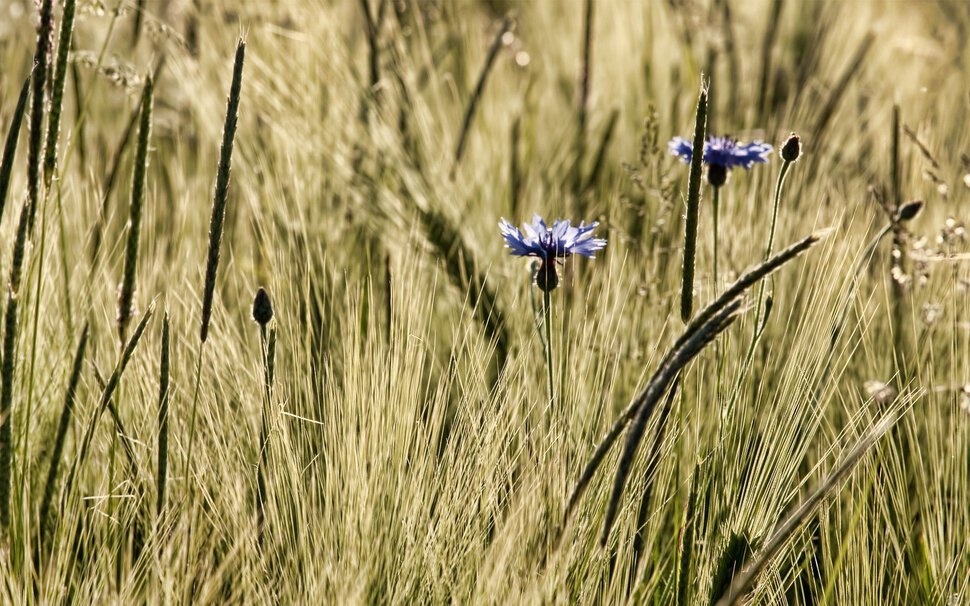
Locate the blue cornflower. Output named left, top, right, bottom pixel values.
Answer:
left=499, top=214, right=606, bottom=290
left=669, top=135, right=772, bottom=186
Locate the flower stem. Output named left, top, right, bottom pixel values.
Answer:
left=542, top=288, right=555, bottom=413
left=745, top=159, right=792, bottom=358
left=728, top=158, right=793, bottom=425
left=712, top=185, right=721, bottom=295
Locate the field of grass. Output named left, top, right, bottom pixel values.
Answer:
left=0, top=0, right=969, bottom=603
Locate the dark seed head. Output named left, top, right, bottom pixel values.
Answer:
left=895, top=199, right=924, bottom=223
left=252, top=287, right=274, bottom=325
left=535, top=260, right=559, bottom=292
left=781, top=133, right=801, bottom=162
left=707, top=163, right=728, bottom=188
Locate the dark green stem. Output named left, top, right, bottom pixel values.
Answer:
left=712, top=185, right=721, bottom=294
left=543, top=288, right=555, bottom=413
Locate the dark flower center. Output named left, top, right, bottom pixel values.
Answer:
left=536, top=260, right=559, bottom=291
left=707, top=163, right=728, bottom=187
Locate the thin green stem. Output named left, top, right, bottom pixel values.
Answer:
left=712, top=185, right=721, bottom=295
left=543, top=288, right=555, bottom=414
left=740, top=159, right=792, bottom=373
left=183, top=347, right=205, bottom=485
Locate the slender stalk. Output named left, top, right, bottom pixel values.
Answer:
left=542, top=288, right=555, bottom=412
left=712, top=185, right=721, bottom=293
left=741, top=158, right=792, bottom=373
left=255, top=324, right=273, bottom=544
left=182, top=350, right=205, bottom=489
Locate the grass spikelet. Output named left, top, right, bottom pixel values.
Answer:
left=200, top=38, right=246, bottom=344
left=563, top=230, right=828, bottom=529
left=0, top=77, right=31, bottom=224
left=708, top=533, right=755, bottom=605
left=117, top=75, right=154, bottom=345
left=38, top=323, right=89, bottom=547
left=27, top=0, right=55, bottom=230
left=451, top=17, right=511, bottom=178
left=42, top=0, right=77, bottom=188
left=156, top=312, right=171, bottom=517
left=680, top=78, right=709, bottom=323
left=601, top=297, right=742, bottom=545
left=0, top=204, right=31, bottom=532
left=712, top=415, right=898, bottom=606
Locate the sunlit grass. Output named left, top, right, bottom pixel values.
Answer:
left=0, top=0, right=967, bottom=603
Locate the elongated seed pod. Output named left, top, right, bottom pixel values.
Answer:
left=0, top=77, right=31, bottom=225
left=156, top=312, right=170, bottom=516
left=42, top=0, right=77, bottom=187
left=0, top=204, right=31, bottom=530
left=27, top=0, right=55, bottom=230
left=118, top=76, right=154, bottom=344
left=200, top=40, right=246, bottom=343
left=680, top=80, right=708, bottom=322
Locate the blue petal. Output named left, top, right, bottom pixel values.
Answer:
left=668, top=137, right=694, bottom=163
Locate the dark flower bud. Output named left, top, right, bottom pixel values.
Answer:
left=535, top=260, right=559, bottom=292
left=252, top=287, right=274, bottom=325
left=895, top=200, right=924, bottom=223
left=707, top=163, right=728, bottom=188
left=781, top=133, right=801, bottom=162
